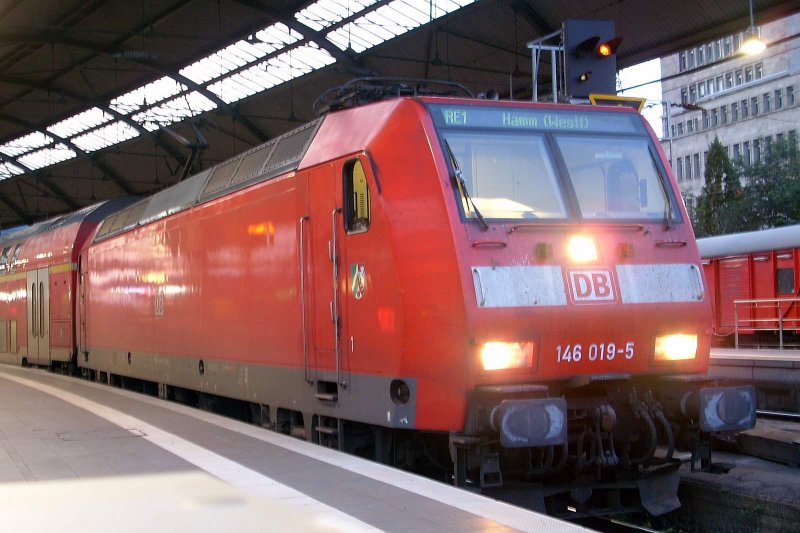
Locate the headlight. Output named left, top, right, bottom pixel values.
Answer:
left=566, top=235, right=598, bottom=263
left=654, top=334, right=697, bottom=361
left=480, top=342, right=534, bottom=371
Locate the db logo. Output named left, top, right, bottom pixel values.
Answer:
left=568, top=269, right=615, bottom=303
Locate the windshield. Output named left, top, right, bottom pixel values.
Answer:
left=444, top=132, right=566, bottom=219
left=430, top=104, right=678, bottom=223
left=556, top=136, right=672, bottom=220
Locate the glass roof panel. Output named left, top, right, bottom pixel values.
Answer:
left=0, top=131, right=53, bottom=157
left=296, top=0, right=377, bottom=31
left=208, top=45, right=334, bottom=104
left=180, top=23, right=301, bottom=85
left=47, top=108, right=114, bottom=139
left=0, top=161, right=25, bottom=181
left=132, top=92, right=218, bottom=131
left=110, top=77, right=186, bottom=115
left=328, top=0, right=475, bottom=52
left=17, top=144, right=76, bottom=170
left=71, top=122, right=141, bottom=152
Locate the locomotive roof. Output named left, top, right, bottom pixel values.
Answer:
left=92, top=118, right=323, bottom=243
left=697, top=224, right=800, bottom=259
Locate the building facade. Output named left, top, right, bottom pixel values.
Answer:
left=660, top=13, right=800, bottom=212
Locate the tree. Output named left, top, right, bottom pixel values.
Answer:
left=737, top=138, right=800, bottom=229
left=694, top=137, right=741, bottom=236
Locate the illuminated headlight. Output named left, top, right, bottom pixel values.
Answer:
left=566, top=235, right=598, bottom=263
left=654, top=334, right=697, bottom=361
left=480, top=342, right=534, bottom=371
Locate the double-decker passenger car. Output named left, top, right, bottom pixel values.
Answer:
left=1, top=80, right=757, bottom=516
left=0, top=201, right=131, bottom=368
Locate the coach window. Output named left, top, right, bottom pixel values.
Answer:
left=0, top=247, right=9, bottom=273
left=777, top=268, right=795, bottom=294
left=9, top=244, right=21, bottom=272
left=343, top=159, right=370, bottom=234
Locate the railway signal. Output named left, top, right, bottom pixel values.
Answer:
left=564, top=19, right=621, bottom=98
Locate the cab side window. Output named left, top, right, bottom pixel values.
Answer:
left=343, top=159, right=371, bottom=234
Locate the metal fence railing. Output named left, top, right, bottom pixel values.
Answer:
left=734, top=297, right=800, bottom=349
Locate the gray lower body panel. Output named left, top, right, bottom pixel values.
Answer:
left=82, top=348, right=417, bottom=430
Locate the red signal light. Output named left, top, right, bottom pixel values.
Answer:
left=596, top=37, right=622, bottom=58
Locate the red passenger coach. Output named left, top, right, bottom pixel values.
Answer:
left=698, top=225, right=800, bottom=345
left=14, top=80, right=756, bottom=516
left=0, top=201, right=131, bottom=367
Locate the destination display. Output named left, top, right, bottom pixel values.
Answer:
left=428, top=104, right=642, bottom=135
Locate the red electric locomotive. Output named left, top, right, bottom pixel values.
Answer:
left=2, top=80, right=756, bottom=516
left=698, top=224, right=800, bottom=346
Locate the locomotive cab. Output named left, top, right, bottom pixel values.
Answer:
left=411, top=99, right=757, bottom=514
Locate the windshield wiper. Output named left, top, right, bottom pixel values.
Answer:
left=443, top=139, right=488, bottom=231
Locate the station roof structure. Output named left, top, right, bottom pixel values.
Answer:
left=0, top=0, right=798, bottom=227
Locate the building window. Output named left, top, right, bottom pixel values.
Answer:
left=694, top=118, right=699, bottom=131
left=765, top=135, right=773, bottom=153
left=763, top=92, right=771, bottom=112
left=711, top=108, right=718, bottom=126
left=676, top=158, right=683, bottom=180
left=687, top=120, right=694, bottom=133
left=754, top=139, right=761, bottom=163
left=685, top=156, right=692, bottom=179
left=751, top=96, right=759, bottom=116
left=689, top=85, right=697, bottom=103
left=702, top=110, right=709, bottom=129
left=790, top=130, right=797, bottom=147
left=724, top=73, right=733, bottom=89
left=733, top=33, right=741, bottom=51
left=671, top=125, right=676, bottom=138
left=687, top=49, right=695, bottom=69
left=721, top=105, right=728, bottom=124
left=714, top=40, right=722, bottom=59
left=677, top=122, right=684, bottom=135
left=788, top=85, right=795, bottom=105
left=743, top=141, right=751, bottom=165
left=723, top=36, right=732, bottom=56
left=681, top=88, right=688, bottom=104
left=776, top=89, right=783, bottom=109
left=745, top=66, right=753, bottom=83
left=694, top=153, right=701, bottom=178
left=679, top=52, right=686, bottom=72
left=697, top=46, right=704, bottom=66
left=731, top=101, right=739, bottom=121
left=698, top=83, right=706, bottom=98
left=742, top=99, right=749, bottom=118
left=733, top=143, right=741, bottom=161
left=777, top=132, right=785, bottom=143
left=755, top=63, right=763, bottom=79
left=735, top=69, right=743, bottom=85
left=716, top=76, right=724, bottom=92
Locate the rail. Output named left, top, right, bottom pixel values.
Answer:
left=733, top=297, right=800, bottom=349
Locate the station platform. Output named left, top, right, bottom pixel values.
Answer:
left=0, top=364, right=586, bottom=533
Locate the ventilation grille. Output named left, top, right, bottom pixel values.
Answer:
left=95, top=200, right=148, bottom=241
left=93, top=118, right=323, bottom=243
